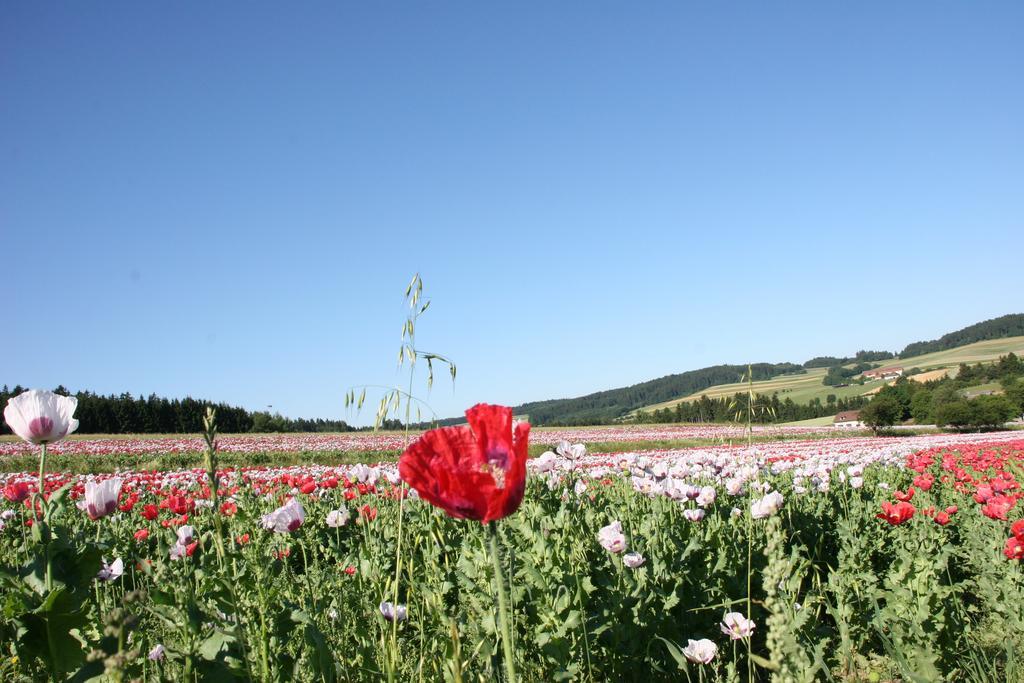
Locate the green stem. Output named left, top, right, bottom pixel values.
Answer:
left=38, top=441, right=48, bottom=512
left=228, top=557, right=256, bottom=682
left=38, top=442, right=53, bottom=590
left=487, top=522, right=517, bottom=683
left=37, top=442, right=61, bottom=681
left=255, top=568, right=272, bottom=680
left=389, top=329, right=417, bottom=682
left=746, top=507, right=753, bottom=683
left=389, top=492, right=406, bottom=680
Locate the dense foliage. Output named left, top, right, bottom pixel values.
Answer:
left=859, top=396, right=903, bottom=432
left=0, top=386, right=353, bottom=435
left=899, top=313, right=1024, bottom=358
left=933, top=396, right=1019, bottom=430
left=867, top=354, right=1024, bottom=429
left=805, top=351, right=895, bottom=369
left=802, top=356, right=845, bottom=369
left=636, top=393, right=869, bottom=425
left=853, top=350, right=897, bottom=362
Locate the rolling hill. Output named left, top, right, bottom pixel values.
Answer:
left=500, top=314, right=1024, bottom=426
left=631, top=335, right=1024, bottom=416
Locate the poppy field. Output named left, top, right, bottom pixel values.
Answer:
left=3, top=393, right=1024, bottom=681
left=0, top=423, right=835, bottom=460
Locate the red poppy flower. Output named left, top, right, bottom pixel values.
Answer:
left=1012, top=519, right=1024, bottom=540
left=134, top=529, right=150, bottom=541
left=877, top=501, right=915, bottom=526
left=1005, top=536, right=1024, bottom=560
left=913, top=474, right=934, bottom=491
left=933, top=511, right=951, bottom=526
left=982, top=495, right=1015, bottom=521
left=167, top=495, right=192, bottom=515
left=399, top=403, right=529, bottom=523
left=140, top=504, right=159, bottom=520
left=974, top=485, right=994, bottom=504
left=2, top=482, right=31, bottom=504
left=894, top=487, right=915, bottom=502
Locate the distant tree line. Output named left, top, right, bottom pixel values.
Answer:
left=635, top=392, right=870, bottom=425
left=859, top=353, right=1024, bottom=431
left=803, top=350, right=895, bottom=369
left=0, top=386, right=354, bottom=435
left=899, top=313, right=1024, bottom=358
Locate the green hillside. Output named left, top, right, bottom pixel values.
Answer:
left=505, top=363, right=805, bottom=426
left=899, top=313, right=1024, bottom=357
left=633, top=336, right=1024, bottom=416
left=467, top=314, right=1024, bottom=426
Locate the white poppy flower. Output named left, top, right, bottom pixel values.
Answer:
left=696, top=486, right=716, bottom=508
left=84, top=478, right=123, bottom=520
left=97, top=557, right=124, bottom=582
left=534, top=451, right=557, bottom=472
left=720, top=612, right=756, bottom=639
left=379, top=601, right=408, bottom=622
left=326, top=508, right=350, bottom=528
left=682, top=638, right=718, bottom=664
left=176, top=525, right=196, bottom=546
left=683, top=508, right=705, bottom=522
left=597, top=520, right=627, bottom=554
left=751, top=491, right=784, bottom=519
left=4, top=389, right=79, bottom=445
left=262, top=498, right=305, bottom=533
left=623, top=552, right=646, bottom=568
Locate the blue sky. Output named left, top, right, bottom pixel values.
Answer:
left=2, top=3, right=1022, bottom=424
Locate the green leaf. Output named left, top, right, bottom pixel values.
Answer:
left=198, top=629, right=237, bottom=661
left=304, top=622, right=337, bottom=683
left=654, top=636, right=687, bottom=670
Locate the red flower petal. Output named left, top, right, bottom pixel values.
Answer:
left=399, top=404, right=529, bottom=523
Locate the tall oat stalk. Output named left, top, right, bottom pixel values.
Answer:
left=345, top=273, right=456, bottom=680
left=729, top=364, right=775, bottom=447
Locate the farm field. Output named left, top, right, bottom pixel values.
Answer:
left=962, top=382, right=1004, bottom=398
left=779, top=415, right=842, bottom=427
left=908, top=368, right=952, bottom=383
left=635, top=336, right=1024, bottom=414
left=0, top=424, right=847, bottom=474
left=5, top=395, right=1024, bottom=681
